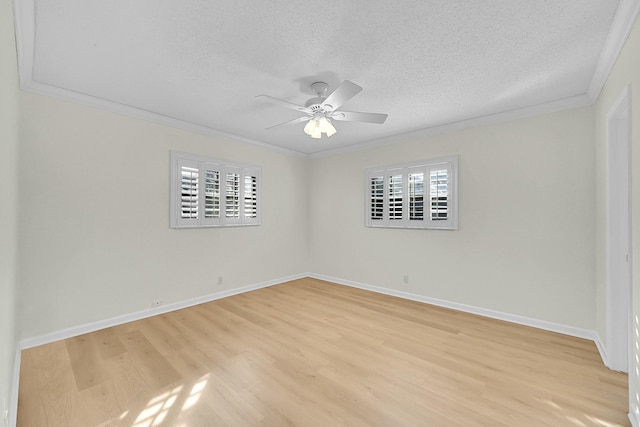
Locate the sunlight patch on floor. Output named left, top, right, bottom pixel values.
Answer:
left=183, top=374, right=209, bottom=411
left=565, top=416, right=587, bottom=426
left=133, top=385, right=183, bottom=427
left=540, top=398, right=628, bottom=427
left=127, top=373, right=211, bottom=426
left=541, top=399, right=561, bottom=410
left=585, top=415, right=625, bottom=427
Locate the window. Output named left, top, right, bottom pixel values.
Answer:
left=365, top=156, right=458, bottom=229
left=170, top=151, right=261, bottom=228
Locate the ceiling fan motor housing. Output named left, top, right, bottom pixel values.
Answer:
left=306, top=82, right=334, bottom=112
left=305, top=97, right=327, bottom=111
left=310, top=81, right=328, bottom=95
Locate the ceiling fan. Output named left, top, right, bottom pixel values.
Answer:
left=256, top=80, right=388, bottom=139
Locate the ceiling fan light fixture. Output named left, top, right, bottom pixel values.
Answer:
left=258, top=80, right=387, bottom=140
left=303, top=118, right=316, bottom=136
left=317, top=116, right=329, bottom=129
left=321, top=117, right=337, bottom=137
left=325, top=126, right=337, bottom=137
left=304, top=115, right=336, bottom=139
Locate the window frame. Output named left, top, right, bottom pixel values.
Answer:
left=170, top=151, right=261, bottom=228
left=365, top=156, right=458, bottom=230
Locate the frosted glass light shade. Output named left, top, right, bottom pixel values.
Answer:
left=303, top=119, right=316, bottom=136
left=304, top=116, right=337, bottom=138
left=311, top=126, right=322, bottom=138
left=324, top=120, right=337, bottom=137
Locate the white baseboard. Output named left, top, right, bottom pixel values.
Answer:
left=10, top=273, right=307, bottom=427
left=594, top=332, right=609, bottom=368
left=10, top=272, right=614, bottom=427
left=12, top=272, right=609, bottom=353
left=19, top=273, right=307, bottom=351
left=308, top=273, right=599, bottom=343
left=8, top=348, right=20, bottom=427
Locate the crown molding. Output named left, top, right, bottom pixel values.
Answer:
left=13, top=0, right=308, bottom=158
left=12, top=0, right=32, bottom=88
left=13, top=0, right=638, bottom=160
left=21, top=80, right=310, bottom=159
left=587, top=0, right=640, bottom=101
left=309, top=93, right=592, bottom=159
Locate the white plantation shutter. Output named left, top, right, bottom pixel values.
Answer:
left=387, top=172, right=404, bottom=223
left=224, top=166, right=241, bottom=224
left=408, top=168, right=425, bottom=223
left=242, top=168, right=260, bottom=225
left=181, top=166, right=199, bottom=218
left=365, top=156, right=458, bottom=230
left=429, top=168, right=448, bottom=221
left=170, top=151, right=261, bottom=228
left=427, top=161, right=456, bottom=229
left=368, top=174, right=385, bottom=223
left=176, top=158, right=200, bottom=227
left=243, top=175, right=257, bottom=217
left=202, top=162, right=222, bottom=226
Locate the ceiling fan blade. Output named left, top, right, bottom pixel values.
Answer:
left=321, top=80, right=362, bottom=112
left=256, top=95, right=312, bottom=114
left=265, top=116, right=310, bottom=130
left=331, top=110, right=388, bottom=124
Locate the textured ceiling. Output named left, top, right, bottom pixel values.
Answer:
left=15, top=0, right=630, bottom=155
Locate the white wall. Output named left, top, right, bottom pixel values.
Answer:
left=17, top=93, right=309, bottom=340
left=0, top=0, right=19, bottom=421
left=309, top=106, right=596, bottom=329
left=11, top=8, right=640, bottom=424
left=594, top=12, right=640, bottom=424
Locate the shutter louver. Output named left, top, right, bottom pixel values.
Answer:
left=226, top=172, right=240, bottom=219
left=388, top=174, right=403, bottom=221
left=409, top=172, right=424, bottom=221
left=180, top=166, right=199, bottom=219
left=244, top=174, right=258, bottom=218
left=204, top=169, right=220, bottom=219
left=430, top=169, right=448, bottom=221
left=370, top=176, right=384, bottom=221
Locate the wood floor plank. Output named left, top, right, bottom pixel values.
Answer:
left=77, top=380, right=125, bottom=427
left=18, top=341, right=89, bottom=426
left=18, top=278, right=629, bottom=426
left=100, top=352, right=153, bottom=416
left=119, top=329, right=182, bottom=390
left=91, top=327, right=127, bottom=360
left=17, top=346, right=53, bottom=426
left=65, top=333, right=110, bottom=391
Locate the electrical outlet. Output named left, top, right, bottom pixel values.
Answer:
left=217, top=276, right=223, bottom=285
left=151, top=299, right=163, bottom=307
left=403, top=275, right=409, bottom=285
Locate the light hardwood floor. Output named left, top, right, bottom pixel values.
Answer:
left=18, top=278, right=628, bottom=426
